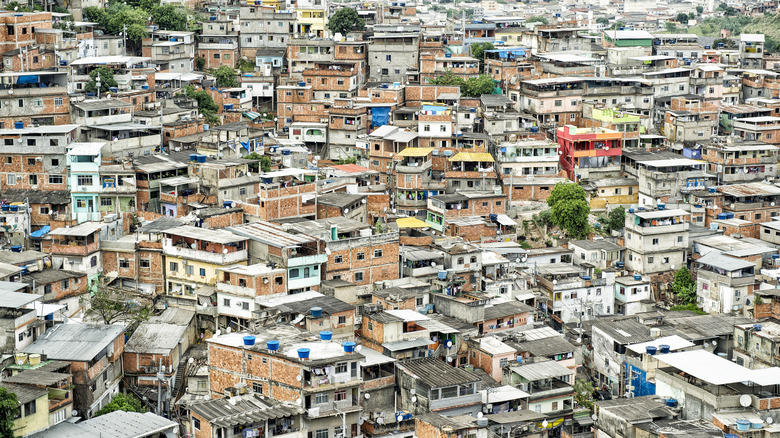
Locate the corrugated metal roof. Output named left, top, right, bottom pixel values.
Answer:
left=396, top=358, right=481, bottom=387
left=397, top=147, right=434, bottom=157
left=165, top=225, right=246, bottom=244
left=509, top=359, right=572, bottom=381
left=23, top=324, right=125, bottom=362
left=719, top=182, right=780, bottom=197
left=125, top=322, right=190, bottom=355
left=190, top=394, right=304, bottom=426
left=228, top=221, right=317, bottom=247
left=449, top=152, right=495, bottom=163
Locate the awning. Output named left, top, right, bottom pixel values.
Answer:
left=29, top=225, right=50, bottom=238
left=383, top=337, right=433, bottom=352
left=243, top=111, right=261, bottom=121
left=496, top=214, right=516, bottom=226
left=396, top=217, right=430, bottom=229
left=17, top=75, right=39, bottom=84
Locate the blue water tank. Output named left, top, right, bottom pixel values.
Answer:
left=628, top=208, right=635, bottom=213
left=310, top=307, right=323, bottom=318
left=754, top=324, right=763, bottom=332
left=666, top=398, right=678, bottom=407
left=320, top=331, right=332, bottom=341
left=726, top=213, right=735, bottom=219
left=709, top=187, right=716, bottom=193
left=633, top=274, right=641, bottom=281
left=343, top=342, right=356, bottom=353
left=657, top=203, right=665, bottom=210
left=616, top=261, right=625, bottom=268
left=581, top=275, right=591, bottom=281
left=297, top=348, right=310, bottom=359
left=717, top=213, right=727, bottom=220
left=489, top=214, right=498, bottom=221
left=243, top=336, right=256, bottom=346
left=189, top=154, right=198, bottom=162
left=13, top=121, right=23, bottom=129
left=267, top=340, right=280, bottom=351
left=10, top=245, right=22, bottom=253
left=659, top=344, right=670, bottom=354
left=646, top=346, right=657, bottom=355
left=530, top=126, right=539, bottom=132
left=438, top=270, right=447, bottom=280
left=197, top=155, right=207, bottom=163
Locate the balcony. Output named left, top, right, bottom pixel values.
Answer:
left=287, top=253, right=328, bottom=268
left=396, top=160, right=432, bottom=174
left=163, top=242, right=248, bottom=265
left=430, top=392, right=481, bottom=411
left=630, top=222, right=689, bottom=235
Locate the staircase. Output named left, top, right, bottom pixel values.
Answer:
left=173, top=359, right=189, bottom=400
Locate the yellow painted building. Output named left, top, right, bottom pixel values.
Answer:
left=166, top=256, right=248, bottom=300
left=3, top=384, right=49, bottom=437
left=296, top=9, right=327, bottom=37
left=583, top=177, right=639, bottom=211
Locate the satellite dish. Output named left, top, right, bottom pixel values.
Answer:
left=223, top=248, right=229, bottom=254
left=410, top=388, right=415, bottom=395
left=431, top=262, right=436, bottom=267
left=215, top=330, right=221, bottom=336
left=542, top=420, right=549, bottom=428
left=296, top=374, right=302, bottom=381
left=325, top=248, right=332, bottom=255
left=768, top=417, right=774, bottom=424
left=188, top=357, right=195, bottom=364
left=477, top=412, right=483, bottom=419
left=364, top=393, right=371, bottom=399
left=296, top=398, right=302, bottom=405
left=397, top=415, right=404, bottom=422
left=740, top=394, right=752, bottom=407
left=226, top=327, right=232, bottom=333
left=592, top=414, right=598, bottom=421
left=703, top=341, right=709, bottom=348
left=446, top=356, right=453, bottom=362
left=72, top=410, right=78, bottom=417
left=411, top=396, right=417, bottom=403
left=712, top=340, right=718, bottom=348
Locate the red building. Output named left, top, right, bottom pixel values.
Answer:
left=556, top=125, right=623, bottom=181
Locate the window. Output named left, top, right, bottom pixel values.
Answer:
left=39, top=207, right=49, bottom=214
left=386, top=55, right=392, bottom=61
left=32, top=98, right=42, bottom=107
left=315, top=430, right=328, bottom=438
left=315, top=393, right=329, bottom=404
left=357, top=252, right=365, bottom=261
left=223, top=298, right=231, bottom=307
left=648, top=256, right=654, bottom=263
left=91, top=256, right=97, bottom=267
left=338, top=315, right=346, bottom=324
left=551, top=401, right=559, bottom=411
left=200, top=268, right=206, bottom=276
left=193, top=418, right=200, bottom=430
left=169, top=262, right=178, bottom=272
left=355, top=272, right=364, bottom=282
left=677, top=236, right=683, bottom=243
left=24, top=401, right=36, bottom=416
left=140, top=259, right=150, bottom=269
left=440, top=386, right=457, bottom=399
left=100, top=198, right=112, bottom=207
left=290, top=268, right=299, bottom=278
left=275, top=277, right=283, bottom=285
left=242, top=302, right=250, bottom=310
left=27, top=158, right=35, bottom=165
left=334, top=255, right=343, bottom=263
left=119, top=259, right=130, bottom=269
left=554, top=100, right=562, bottom=107
left=6, top=174, right=16, bottom=185
left=77, top=175, right=93, bottom=186
left=252, top=382, right=263, bottom=394
left=373, top=249, right=383, bottom=258
left=440, top=125, right=447, bottom=132
left=336, top=362, right=348, bottom=373
left=663, top=257, right=670, bottom=264
left=652, top=238, right=659, bottom=245
left=28, top=174, right=36, bottom=185
left=186, top=265, right=194, bottom=275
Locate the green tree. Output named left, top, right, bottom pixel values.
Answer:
left=470, top=42, right=494, bottom=72
left=195, top=56, right=206, bottom=71
left=464, top=75, right=495, bottom=96
left=527, top=16, right=548, bottom=25
left=85, top=3, right=149, bottom=47
left=0, top=387, right=18, bottom=438
left=151, top=4, right=188, bottom=32
left=676, top=12, right=689, bottom=23
left=82, top=285, right=150, bottom=327
left=606, top=206, right=625, bottom=232
left=596, top=17, right=610, bottom=25
left=85, top=66, right=118, bottom=95
left=213, top=65, right=239, bottom=88
left=665, top=21, right=678, bottom=33
left=244, top=152, right=271, bottom=172
left=96, top=393, right=147, bottom=416
left=574, top=379, right=595, bottom=410
left=236, top=58, right=255, bottom=73
left=696, top=5, right=704, bottom=14
left=427, top=71, right=466, bottom=87
left=328, top=8, right=365, bottom=36
left=546, top=182, right=591, bottom=239
left=671, top=266, right=696, bottom=305
left=609, top=21, right=625, bottom=30
left=184, top=85, right=220, bottom=126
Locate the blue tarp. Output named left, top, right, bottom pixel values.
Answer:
left=422, top=105, right=446, bottom=114
left=371, top=106, right=390, bottom=127
left=30, top=225, right=50, bottom=238
left=17, top=75, right=39, bottom=85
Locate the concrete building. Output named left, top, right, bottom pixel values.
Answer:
left=624, top=208, right=690, bottom=275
